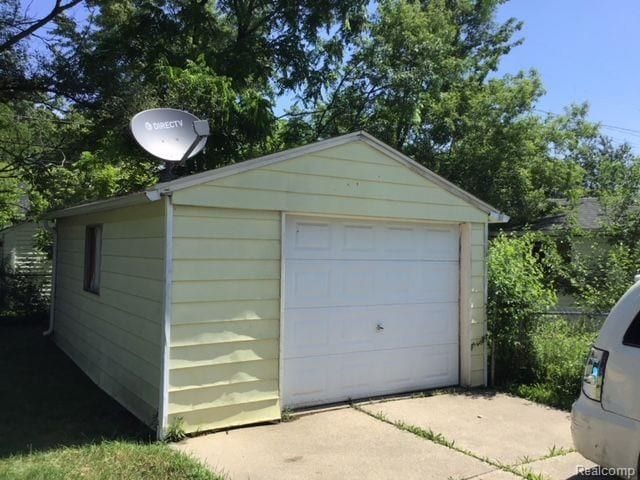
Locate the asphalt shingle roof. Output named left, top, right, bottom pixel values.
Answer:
left=530, top=197, right=604, bottom=232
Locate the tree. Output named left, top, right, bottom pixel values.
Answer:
left=46, top=0, right=369, bottom=172
left=0, top=0, right=368, bottom=221
left=0, top=0, right=83, bottom=53
left=1, top=0, right=637, bottom=231
left=282, top=0, right=599, bottom=224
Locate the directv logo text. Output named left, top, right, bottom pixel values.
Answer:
left=144, top=119, right=184, bottom=131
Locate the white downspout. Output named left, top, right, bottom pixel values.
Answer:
left=157, top=193, right=173, bottom=439
left=483, top=223, right=490, bottom=386
left=43, top=222, right=57, bottom=336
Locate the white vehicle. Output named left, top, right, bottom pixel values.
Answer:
left=571, top=279, right=640, bottom=479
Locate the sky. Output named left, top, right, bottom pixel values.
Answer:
left=495, top=0, right=640, bottom=149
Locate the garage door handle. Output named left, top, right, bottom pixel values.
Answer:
left=376, top=324, right=384, bottom=331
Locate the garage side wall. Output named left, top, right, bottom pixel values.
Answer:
left=168, top=206, right=281, bottom=433
left=54, top=202, right=165, bottom=426
left=470, top=223, right=487, bottom=386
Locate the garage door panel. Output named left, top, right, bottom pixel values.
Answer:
left=343, top=224, right=376, bottom=252
left=420, top=262, right=459, bottom=303
left=284, top=303, right=458, bottom=358
left=283, top=215, right=460, bottom=408
left=286, top=260, right=458, bottom=308
left=285, top=360, right=328, bottom=398
left=382, top=225, right=417, bottom=253
left=288, top=266, right=332, bottom=304
left=284, top=344, right=459, bottom=408
left=421, top=227, right=459, bottom=260
left=286, top=217, right=459, bottom=261
left=290, top=220, right=332, bottom=251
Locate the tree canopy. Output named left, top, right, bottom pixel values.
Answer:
left=0, top=0, right=638, bottom=230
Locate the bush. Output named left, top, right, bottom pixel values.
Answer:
left=487, top=233, right=557, bottom=385
left=571, top=241, right=640, bottom=313
left=0, top=258, right=49, bottom=321
left=514, top=318, right=596, bottom=410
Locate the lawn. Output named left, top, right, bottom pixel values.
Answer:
left=0, top=318, right=222, bottom=480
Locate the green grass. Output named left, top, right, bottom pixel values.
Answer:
left=0, top=319, right=222, bottom=480
left=0, top=441, right=218, bottom=480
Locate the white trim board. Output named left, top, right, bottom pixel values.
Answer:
left=157, top=193, right=173, bottom=439
left=278, top=211, right=287, bottom=416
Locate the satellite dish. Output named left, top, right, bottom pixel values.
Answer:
left=130, top=108, right=210, bottom=162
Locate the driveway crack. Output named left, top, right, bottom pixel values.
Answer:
left=351, top=403, right=562, bottom=480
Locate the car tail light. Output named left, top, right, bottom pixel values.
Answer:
left=582, top=347, right=609, bottom=402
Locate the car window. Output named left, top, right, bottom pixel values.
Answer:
left=623, top=310, right=640, bottom=348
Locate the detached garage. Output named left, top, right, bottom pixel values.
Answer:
left=46, top=131, right=507, bottom=437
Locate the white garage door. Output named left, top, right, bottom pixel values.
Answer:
left=283, top=215, right=460, bottom=408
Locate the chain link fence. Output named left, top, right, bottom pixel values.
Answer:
left=538, top=310, right=609, bottom=332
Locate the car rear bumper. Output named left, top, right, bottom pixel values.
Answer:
left=572, top=394, right=639, bottom=479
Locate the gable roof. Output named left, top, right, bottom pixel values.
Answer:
left=529, top=197, right=604, bottom=232
left=47, top=131, right=509, bottom=222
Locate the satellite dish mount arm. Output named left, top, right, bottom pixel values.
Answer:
left=181, top=119, right=211, bottom=162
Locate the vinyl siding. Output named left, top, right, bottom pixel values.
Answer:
left=168, top=140, right=490, bottom=432
left=0, top=221, right=51, bottom=293
left=172, top=142, right=488, bottom=224
left=54, top=202, right=165, bottom=426
left=470, top=223, right=487, bottom=386
left=168, top=206, right=281, bottom=433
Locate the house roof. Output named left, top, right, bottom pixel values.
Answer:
left=530, top=197, right=604, bottom=232
left=0, top=220, right=46, bottom=234
left=46, top=131, right=509, bottom=222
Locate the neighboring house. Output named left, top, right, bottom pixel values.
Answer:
left=529, top=197, right=607, bottom=312
left=529, top=197, right=604, bottom=234
left=0, top=221, right=52, bottom=294
left=45, top=131, right=508, bottom=438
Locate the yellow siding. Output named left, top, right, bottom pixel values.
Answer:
left=168, top=206, right=281, bottom=433
left=469, top=223, right=487, bottom=385
left=54, top=202, right=165, bottom=426
left=172, top=142, right=488, bottom=224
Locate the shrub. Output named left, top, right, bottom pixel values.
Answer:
left=571, top=241, right=640, bottom=313
left=515, top=318, right=596, bottom=410
left=0, top=258, right=49, bottom=321
left=487, top=233, right=557, bottom=385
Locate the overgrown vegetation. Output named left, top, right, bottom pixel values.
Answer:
left=164, top=417, right=187, bottom=443
left=487, top=233, right=557, bottom=385
left=0, top=259, right=49, bottom=320
left=487, top=227, right=634, bottom=410
left=514, top=319, right=597, bottom=410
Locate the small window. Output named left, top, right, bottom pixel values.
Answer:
left=83, top=225, right=102, bottom=294
left=623, top=310, right=640, bottom=348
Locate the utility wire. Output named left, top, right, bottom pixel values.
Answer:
left=534, top=108, right=640, bottom=136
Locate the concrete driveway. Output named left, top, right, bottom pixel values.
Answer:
left=174, top=391, right=607, bottom=480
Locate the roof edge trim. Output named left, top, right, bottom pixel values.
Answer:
left=45, top=191, right=155, bottom=219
